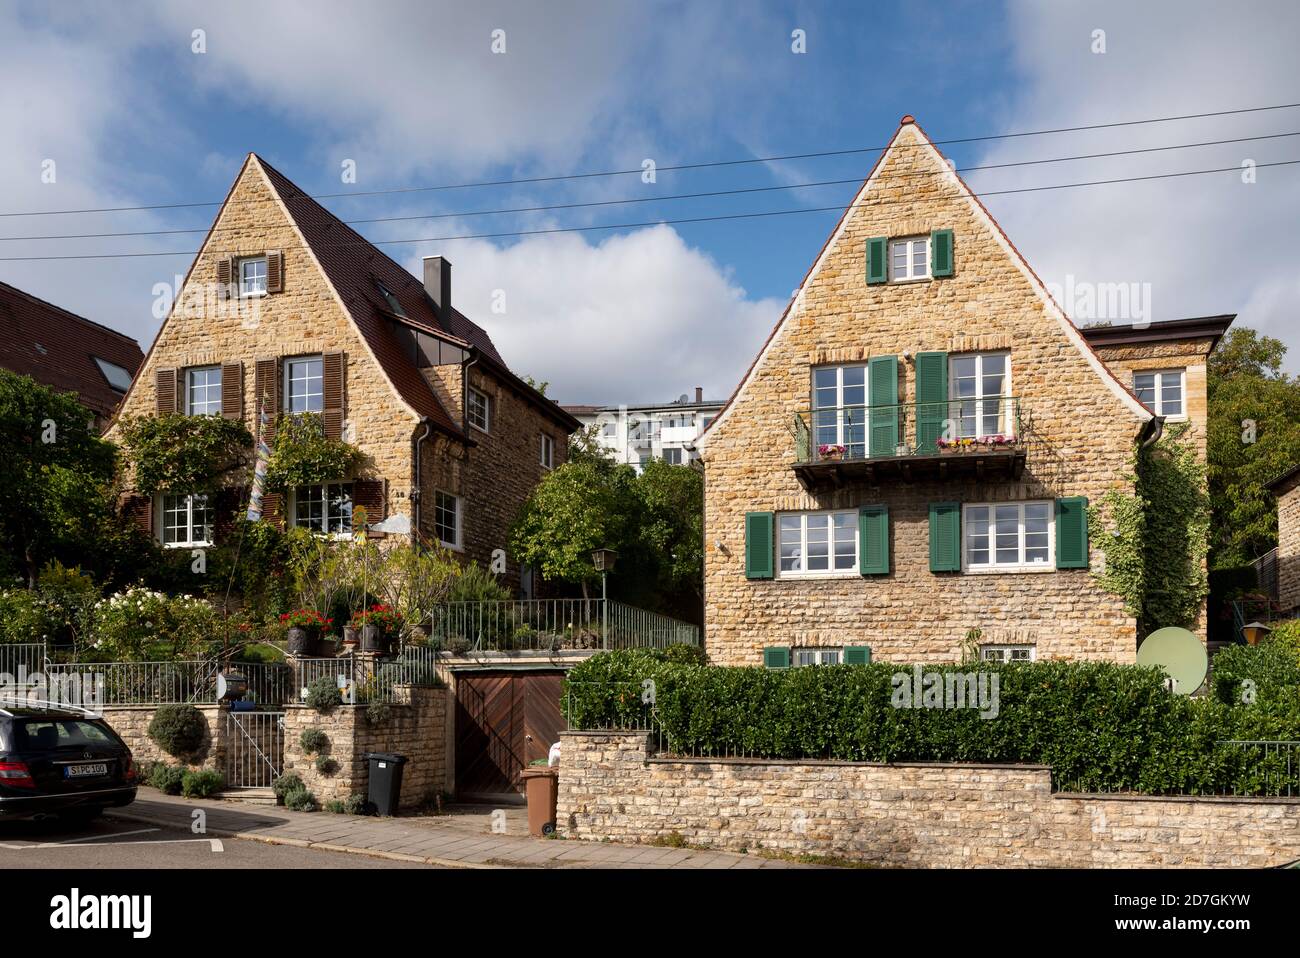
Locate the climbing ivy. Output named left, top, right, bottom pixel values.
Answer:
left=1089, top=421, right=1210, bottom=636
left=263, top=413, right=363, bottom=491
left=118, top=414, right=252, bottom=497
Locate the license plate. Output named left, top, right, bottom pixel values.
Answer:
left=65, top=763, right=108, bottom=778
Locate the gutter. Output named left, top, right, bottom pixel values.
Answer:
left=411, top=416, right=434, bottom=542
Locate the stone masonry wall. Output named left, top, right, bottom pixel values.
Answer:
left=282, top=685, right=448, bottom=810
left=559, top=731, right=1300, bottom=868
left=701, top=121, right=1148, bottom=666
left=1276, top=476, right=1300, bottom=612
left=102, top=704, right=224, bottom=773
left=420, top=363, right=569, bottom=591
left=105, top=155, right=422, bottom=533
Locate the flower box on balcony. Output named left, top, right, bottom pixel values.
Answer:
left=818, top=444, right=846, bottom=462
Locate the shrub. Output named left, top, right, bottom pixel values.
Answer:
left=90, top=587, right=219, bottom=660
left=284, top=788, right=318, bottom=812
left=342, top=793, right=367, bottom=815
left=298, top=728, right=329, bottom=755
left=147, top=704, right=208, bottom=758
left=272, top=773, right=304, bottom=803
left=314, top=755, right=337, bottom=775
left=1212, top=626, right=1300, bottom=705
left=324, top=799, right=345, bottom=813
left=181, top=769, right=224, bottom=798
left=565, top=649, right=1300, bottom=796
left=365, top=701, right=392, bottom=727
left=147, top=763, right=186, bottom=795
left=305, top=677, right=342, bottom=711
left=446, top=562, right=510, bottom=603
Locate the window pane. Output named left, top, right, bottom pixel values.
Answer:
left=286, top=358, right=323, bottom=413
left=833, top=512, right=856, bottom=569
left=1134, top=373, right=1156, bottom=410
left=779, top=516, right=802, bottom=571
left=995, top=505, right=1020, bottom=564
left=965, top=506, right=989, bottom=565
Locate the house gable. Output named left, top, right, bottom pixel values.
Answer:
left=698, top=116, right=1151, bottom=455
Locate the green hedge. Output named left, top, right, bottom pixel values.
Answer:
left=564, top=646, right=1300, bottom=795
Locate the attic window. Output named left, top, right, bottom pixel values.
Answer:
left=376, top=280, right=407, bottom=318
left=93, top=357, right=133, bottom=392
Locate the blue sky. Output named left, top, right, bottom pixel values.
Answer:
left=1, top=1, right=1297, bottom=401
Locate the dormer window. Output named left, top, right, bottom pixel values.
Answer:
left=240, top=256, right=268, bottom=297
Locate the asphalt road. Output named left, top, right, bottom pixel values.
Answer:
left=0, top=817, right=437, bottom=869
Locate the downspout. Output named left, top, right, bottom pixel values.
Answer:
left=461, top=347, right=479, bottom=434
left=411, top=416, right=433, bottom=544
left=1138, top=415, right=1165, bottom=449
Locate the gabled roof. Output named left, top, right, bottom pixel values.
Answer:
left=256, top=155, right=577, bottom=433
left=1081, top=315, right=1235, bottom=353
left=0, top=279, right=143, bottom=420
left=697, top=114, right=1153, bottom=451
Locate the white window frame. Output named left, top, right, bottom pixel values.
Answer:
left=434, top=490, right=461, bottom=550
left=239, top=256, right=268, bottom=298
left=283, top=355, right=324, bottom=414
left=963, top=501, right=1054, bottom=572
left=794, top=648, right=843, bottom=667
left=811, top=363, right=869, bottom=458
left=980, top=645, right=1036, bottom=663
left=290, top=481, right=354, bottom=538
left=662, top=447, right=683, bottom=465
left=467, top=387, right=491, bottom=433
left=158, top=493, right=213, bottom=548
left=888, top=235, right=930, bottom=282
left=777, top=509, right=859, bottom=578
left=186, top=365, right=223, bottom=417
left=540, top=433, right=555, bottom=469
left=949, top=351, right=1013, bottom=439
left=1133, top=368, right=1186, bottom=420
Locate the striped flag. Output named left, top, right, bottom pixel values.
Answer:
left=246, top=401, right=274, bottom=521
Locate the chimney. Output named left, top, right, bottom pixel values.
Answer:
left=423, top=255, right=452, bottom=322
left=695, top=386, right=703, bottom=403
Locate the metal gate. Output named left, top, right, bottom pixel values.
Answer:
left=224, top=710, right=284, bottom=789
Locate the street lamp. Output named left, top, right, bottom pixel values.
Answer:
left=592, top=549, right=618, bottom=649
left=1242, top=621, right=1272, bottom=646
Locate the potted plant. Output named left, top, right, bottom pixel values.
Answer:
left=281, top=609, right=331, bottom=656
left=351, top=604, right=403, bottom=654
left=819, top=443, right=846, bottom=462
left=342, top=624, right=360, bottom=651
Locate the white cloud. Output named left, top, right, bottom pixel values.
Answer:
left=401, top=225, right=782, bottom=403
left=975, top=0, right=1300, bottom=371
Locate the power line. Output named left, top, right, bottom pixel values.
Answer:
left=1, top=100, right=1298, bottom=219
left=0, top=158, right=1292, bottom=263
left=3, top=130, right=1294, bottom=244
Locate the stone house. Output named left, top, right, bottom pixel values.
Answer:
left=106, top=153, right=577, bottom=590
left=1266, top=465, right=1300, bottom=613
left=696, top=115, right=1224, bottom=668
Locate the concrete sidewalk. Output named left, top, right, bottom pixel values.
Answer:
left=106, top=790, right=808, bottom=869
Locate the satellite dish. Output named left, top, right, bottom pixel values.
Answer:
left=1136, top=627, right=1207, bottom=695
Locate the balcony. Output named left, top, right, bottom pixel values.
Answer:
left=792, top=397, right=1027, bottom=489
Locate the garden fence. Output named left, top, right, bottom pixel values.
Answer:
left=431, top=598, right=699, bottom=653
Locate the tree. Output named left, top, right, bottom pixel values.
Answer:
left=1207, top=327, right=1300, bottom=567
left=633, top=459, right=704, bottom=618
left=0, top=370, right=119, bottom=586
left=510, top=458, right=639, bottom=598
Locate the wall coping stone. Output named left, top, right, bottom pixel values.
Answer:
left=1053, top=791, right=1300, bottom=806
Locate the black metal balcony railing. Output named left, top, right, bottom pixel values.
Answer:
left=793, top=397, right=1024, bottom=465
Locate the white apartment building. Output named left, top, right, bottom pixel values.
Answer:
left=563, top=387, right=723, bottom=471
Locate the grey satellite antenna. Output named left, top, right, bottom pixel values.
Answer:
left=1136, top=627, right=1207, bottom=695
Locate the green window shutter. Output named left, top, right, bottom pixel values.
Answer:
left=858, top=505, right=889, bottom=575
left=866, top=236, right=888, bottom=284
left=868, top=355, right=900, bottom=457
left=931, top=228, right=954, bottom=278
left=929, top=501, right=962, bottom=572
left=764, top=646, right=791, bottom=669
left=745, top=511, right=775, bottom=579
left=844, top=646, right=872, bottom=665
left=1055, top=497, right=1089, bottom=569
left=915, top=351, right=949, bottom=454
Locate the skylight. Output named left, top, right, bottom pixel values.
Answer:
left=93, top=356, right=133, bottom=392
left=375, top=280, right=407, bottom=318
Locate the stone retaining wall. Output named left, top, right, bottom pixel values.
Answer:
left=283, top=685, right=449, bottom=810
left=558, top=731, right=1300, bottom=868
left=101, top=704, right=224, bottom=772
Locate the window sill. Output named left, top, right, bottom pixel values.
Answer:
left=439, top=540, right=463, bottom=552
left=469, top=423, right=491, bottom=435
left=963, top=564, right=1056, bottom=575
left=162, top=542, right=212, bottom=550
left=239, top=290, right=268, bottom=299
left=775, top=570, right=861, bottom=581
left=887, top=274, right=931, bottom=285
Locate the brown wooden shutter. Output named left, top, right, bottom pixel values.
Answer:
left=265, top=251, right=284, bottom=293
left=125, top=495, right=153, bottom=536
left=217, top=257, right=233, bottom=300
left=260, top=491, right=285, bottom=530
left=352, top=479, right=386, bottom=538
left=213, top=487, right=243, bottom=542
left=155, top=368, right=179, bottom=415
left=254, top=357, right=281, bottom=433
left=221, top=362, right=243, bottom=420
left=322, top=351, right=345, bottom=439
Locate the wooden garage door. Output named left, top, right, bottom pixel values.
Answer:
left=454, top=671, right=565, bottom=799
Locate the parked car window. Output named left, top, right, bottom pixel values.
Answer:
left=16, top=719, right=113, bottom=749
